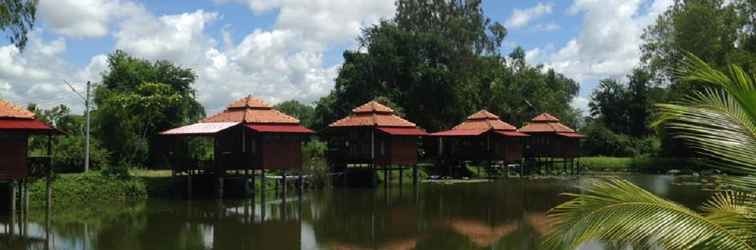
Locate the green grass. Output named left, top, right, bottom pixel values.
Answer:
left=580, top=156, right=707, bottom=173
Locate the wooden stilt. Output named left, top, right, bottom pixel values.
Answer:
left=260, top=169, right=266, bottom=201
left=187, top=173, right=193, bottom=199
left=399, top=167, right=403, bottom=187
left=384, top=166, right=389, bottom=188
left=282, top=169, right=288, bottom=197
left=10, top=181, right=17, bottom=215
left=412, top=165, right=418, bottom=186
left=252, top=169, right=257, bottom=194
left=217, top=175, right=224, bottom=199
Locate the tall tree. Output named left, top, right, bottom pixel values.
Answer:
left=641, top=0, right=755, bottom=85
left=0, top=0, right=36, bottom=50
left=94, top=50, right=204, bottom=166
left=314, top=0, right=579, bottom=131
left=274, top=100, right=316, bottom=129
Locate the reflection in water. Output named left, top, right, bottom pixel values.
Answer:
left=0, top=175, right=711, bottom=250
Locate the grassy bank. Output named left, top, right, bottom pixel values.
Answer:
left=28, top=171, right=147, bottom=209
left=580, top=156, right=706, bottom=173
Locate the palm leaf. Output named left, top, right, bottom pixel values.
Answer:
left=654, top=88, right=756, bottom=174
left=543, top=178, right=754, bottom=250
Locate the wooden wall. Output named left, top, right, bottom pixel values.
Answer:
left=524, top=134, right=580, bottom=158
left=0, top=133, right=28, bottom=180
left=324, top=127, right=420, bottom=166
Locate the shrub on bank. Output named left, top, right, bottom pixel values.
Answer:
left=28, top=171, right=147, bottom=208
left=580, top=156, right=706, bottom=173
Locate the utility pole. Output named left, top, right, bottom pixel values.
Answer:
left=84, top=81, right=91, bottom=172
left=65, top=80, right=93, bottom=172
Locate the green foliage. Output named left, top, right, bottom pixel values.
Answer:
left=26, top=104, right=112, bottom=173
left=274, top=100, right=316, bottom=128
left=0, top=0, right=36, bottom=50
left=94, top=50, right=204, bottom=166
left=101, top=160, right=133, bottom=180
left=302, top=140, right=329, bottom=188
left=28, top=172, right=147, bottom=208
left=548, top=55, right=756, bottom=249
left=544, top=178, right=755, bottom=249
left=589, top=69, right=662, bottom=137
left=51, top=135, right=110, bottom=173
left=312, top=0, right=579, bottom=131
left=580, top=121, right=660, bottom=157
left=580, top=156, right=704, bottom=172
left=641, top=0, right=755, bottom=85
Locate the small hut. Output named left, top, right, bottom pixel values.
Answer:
left=429, top=110, right=528, bottom=175
left=161, top=96, right=313, bottom=198
left=0, top=100, right=58, bottom=213
left=518, top=113, right=584, bottom=173
left=321, top=101, right=427, bottom=186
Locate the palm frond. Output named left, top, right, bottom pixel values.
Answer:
left=543, top=178, right=754, bottom=250
left=654, top=88, right=756, bottom=173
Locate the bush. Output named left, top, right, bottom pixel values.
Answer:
left=581, top=122, right=661, bottom=157
left=28, top=172, right=147, bottom=208
left=51, top=135, right=111, bottom=173
left=101, top=160, right=133, bottom=179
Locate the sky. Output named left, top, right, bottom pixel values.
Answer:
left=0, top=0, right=673, bottom=115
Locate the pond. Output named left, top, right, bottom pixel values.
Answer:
left=0, top=174, right=712, bottom=250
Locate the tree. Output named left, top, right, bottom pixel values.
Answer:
left=314, top=0, right=580, bottom=131
left=544, top=55, right=756, bottom=249
left=641, top=0, right=755, bottom=85
left=274, top=100, right=316, bottom=129
left=0, top=0, right=36, bottom=50
left=94, top=50, right=204, bottom=166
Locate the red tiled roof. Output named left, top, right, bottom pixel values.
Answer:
left=452, top=110, right=518, bottom=131
left=0, top=119, right=56, bottom=132
left=0, top=100, right=35, bottom=119
left=202, top=96, right=300, bottom=124
left=518, top=113, right=579, bottom=134
left=557, top=132, right=586, bottom=138
left=247, top=124, right=313, bottom=134
left=495, top=131, right=529, bottom=137
left=431, top=129, right=487, bottom=137
left=532, top=113, right=559, bottom=122
left=378, top=127, right=428, bottom=136
left=352, top=101, right=394, bottom=113
left=329, top=101, right=418, bottom=128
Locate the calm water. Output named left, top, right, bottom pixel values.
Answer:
left=1, top=175, right=711, bottom=250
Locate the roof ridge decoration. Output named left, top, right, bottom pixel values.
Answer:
left=0, top=100, right=36, bottom=119
left=449, top=110, right=517, bottom=131
left=202, top=96, right=300, bottom=124
left=329, top=100, right=417, bottom=128
left=518, top=112, right=579, bottom=134
left=352, top=100, right=395, bottom=114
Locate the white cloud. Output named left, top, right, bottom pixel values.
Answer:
left=538, top=0, right=672, bottom=84
left=506, top=3, right=554, bottom=29
left=570, top=96, right=590, bottom=114
left=0, top=32, right=93, bottom=111
left=7, top=0, right=397, bottom=114
left=115, top=10, right=219, bottom=65
left=38, top=0, right=141, bottom=38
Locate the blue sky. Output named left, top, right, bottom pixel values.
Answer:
left=0, top=0, right=672, bottom=114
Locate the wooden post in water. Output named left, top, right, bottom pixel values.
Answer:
left=412, top=165, right=418, bottom=187
left=22, top=180, right=28, bottom=214
left=10, top=180, right=16, bottom=215
left=187, top=172, right=193, bottom=199
left=399, top=167, right=403, bottom=187
left=282, top=169, right=287, bottom=197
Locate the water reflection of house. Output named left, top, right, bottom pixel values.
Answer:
left=448, top=218, right=519, bottom=247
